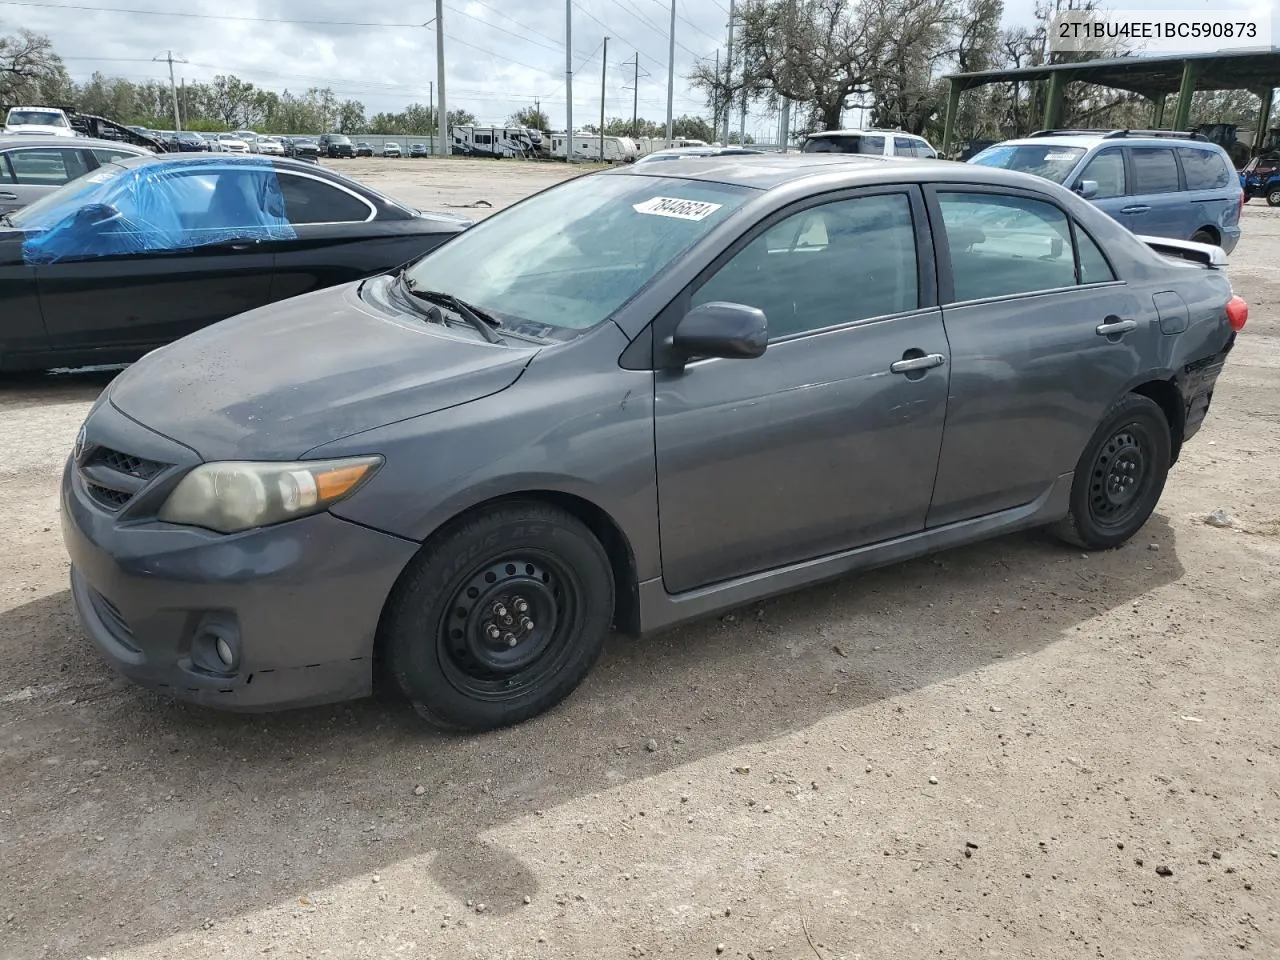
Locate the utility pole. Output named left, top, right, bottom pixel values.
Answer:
left=739, top=91, right=747, bottom=145
left=430, top=80, right=434, bottom=144
left=713, top=50, right=720, bottom=139
left=435, top=0, right=447, bottom=156
left=153, top=50, right=186, bottom=132
left=665, top=0, right=676, bottom=143
left=631, top=54, right=639, bottom=139
left=565, top=0, right=574, bottom=162
left=599, top=36, right=609, bottom=162
left=722, top=0, right=735, bottom=144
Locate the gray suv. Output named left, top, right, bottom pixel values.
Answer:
left=969, top=130, right=1243, bottom=253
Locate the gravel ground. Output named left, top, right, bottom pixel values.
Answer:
left=1, top=161, right=1279, bottom=960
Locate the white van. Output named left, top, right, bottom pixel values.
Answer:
left=3, top=106, right=77, bottom=137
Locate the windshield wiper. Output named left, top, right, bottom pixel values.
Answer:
left=398, top=273, right=504, bottom=344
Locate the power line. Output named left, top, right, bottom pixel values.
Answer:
left=0, top=0, right=421, bottom=27
left=442, top=1, right=563, bottom=55
left=463, top=0, right=566, bottom=50
left=674, top=0, right=722, bottom=44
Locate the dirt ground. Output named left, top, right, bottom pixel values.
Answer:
left=2, top=160, right=1279, bottom=960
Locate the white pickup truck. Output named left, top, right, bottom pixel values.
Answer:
left=3, top=106, right=77, bottom=137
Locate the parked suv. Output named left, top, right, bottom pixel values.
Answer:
left=319, top=133, right=354, bottom=158
left=968, top=130, right=1242, bottom=253
left=801, top=129, right=938, bottom=158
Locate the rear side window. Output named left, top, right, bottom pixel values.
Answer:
left=1177, top=147, right=1231, bottom=190
left=91, top=148, right=141, bottom=165
left=278, top=174, right=372, bottom=224
left=1129, top=147, right=1180, bottom=194
left=1074, top=225, right=1116, bottom=284
left=938, top=192, right=1076, bottom=301
left=895, top=136, right=934, bottom=158
left=802, top=134, right=885, bottom=155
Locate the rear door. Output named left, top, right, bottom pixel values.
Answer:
left=34, top=165, right=277, bottom=360
left=0, top=145, right=94, bottom=213
left=1175, top=145, right=1238, bottom=240
left=1120, top=145, right=1187, bottom=239
left=924, top=186, right=1149, bottom=526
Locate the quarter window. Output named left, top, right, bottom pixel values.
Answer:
left=7, top=148, right=90, bottom=185
left=693, top=193, right=919, bottom=339
left=1079, top=149, right=1126, bottom=198
left=1129, top=147, right=1180, bottom=194
left=278, top=174, right=371, bottom=224
left=939, top=192, right=1076, bottom=301
left=1074, top=225, right=1116, bottom=284
left=1177, top=147, right=1231, bottom=190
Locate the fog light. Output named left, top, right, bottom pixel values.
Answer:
left=215, top=637, right=234, bottom=666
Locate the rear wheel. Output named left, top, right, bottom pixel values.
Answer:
left=382, top=501, right=614, bottom=732
left=1190, top=229, right=1216, bottom=245
left=1268, top=188, right=1280, bottom=207
left=1050, top=394, right=1171, bottom=551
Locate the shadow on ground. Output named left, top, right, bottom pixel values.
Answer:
left=0, top=515, right=1182, bottom=957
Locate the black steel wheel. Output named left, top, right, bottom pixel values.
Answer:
left=382, top=501, right=614, bottom=732
left=1050, top=394, right=1171, bottom=550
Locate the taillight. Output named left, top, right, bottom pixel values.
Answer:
left=1226, top=295, right=1248, bottom=331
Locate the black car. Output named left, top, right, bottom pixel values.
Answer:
left=0, top=154, right=470, bottom=371
left=288, top=137, right=320, bottom=162
left=168, top=131, right=208, bottom=153
left=320, top=134, right=354, bottom=158
left=355, top=141, right=374, bottom=157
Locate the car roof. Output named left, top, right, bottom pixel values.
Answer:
left=807, top=128, right=929, bottom=139
left=995, top=134, right=1224, bottom=150
left=0, top=134, right=150, bottom=151
left=607, top=152, right=1043, bottom=190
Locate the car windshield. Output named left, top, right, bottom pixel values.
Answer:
left=7, top=110, right=68, bottom=127
left=968, top=144, right=1087, bottom=183
left=401, top=173, right=753, bottom=334
left=8, top=162, right=132, bottom=227
left=330, top=135, right=351, bottom=144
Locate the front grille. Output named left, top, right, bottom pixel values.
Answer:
left=85, top=483, right=132, bottom=510
left=78, top=445, right=172, bottom=512
left=90, top=448, right=166, bottom=481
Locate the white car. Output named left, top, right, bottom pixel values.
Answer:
left=800, top=128, right=938, bottom=159
left=383, top=142, right=402, bottom=157
left=216, top=134, right=250, bottom=153
left=255, top=136, right=285, bottom=156
left=4, top=106, right=77, bottom=138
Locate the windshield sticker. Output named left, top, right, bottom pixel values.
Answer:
left=633, top=196, right=723, bottom=221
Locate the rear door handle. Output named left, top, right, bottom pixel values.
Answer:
left=890, top=353, right=946, bottom=374
left=1121, top=205, right=1150, bottom=214
left=1096, top=318, right=1138, bottom=337
left=0, top=192, right=17, bottom=201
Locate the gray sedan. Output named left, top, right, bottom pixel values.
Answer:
left=0, top=135, right=151, bottom=214
left=61, top=155, right=1248, bottom=731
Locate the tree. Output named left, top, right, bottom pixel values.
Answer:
left=672, top=115, right=716, bottom=141
left=337, top=98, right=366, bottom=134
left=509, top=106, right=549, bottom=131
left=0, top=29, right=70, bottom=105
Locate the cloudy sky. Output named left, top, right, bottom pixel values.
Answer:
left=4, top=0, right=1277, bottom=138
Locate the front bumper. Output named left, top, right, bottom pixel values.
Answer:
left=60, top=406, right=419, bottom=712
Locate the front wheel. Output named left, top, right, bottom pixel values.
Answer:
left=1268, top=187, right=1280, bottom=207
left=1050, top=394, right=1171, bottom=550
left=382, top=501, right=615, bottom=732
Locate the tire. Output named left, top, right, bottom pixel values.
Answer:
left=1049, top=394, right=1171, bottom=551
left=1190, top=230, right=1216, bottom=245
left=382, top=501, right=615, bottom=732
left=1268, top=188, right=1280, bottom=207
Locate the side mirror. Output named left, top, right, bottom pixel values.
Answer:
left=1075, top=179, right=1099, bottom=200
left=74, top=203, right=120, bottom=227
left=670, top=301, right=767, bottom=362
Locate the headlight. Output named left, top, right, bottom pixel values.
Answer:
left=157, top=456, right=382, bottom=534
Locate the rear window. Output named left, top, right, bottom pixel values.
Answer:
left=802, top=134, right=885, bottom=155
left=968, top=144, right=1086, bottom=184
left=1177, top=146, right=1231, bottom=190
left=1129, top=147, right=1180, bottom=194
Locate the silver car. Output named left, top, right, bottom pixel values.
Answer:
left=0, top=135, right=151, bottom=214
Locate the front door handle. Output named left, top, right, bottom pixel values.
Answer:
left=890, top=353, right=946, bottom=374
left=1096, top=317, right=1137, bottom=337
left=0, top=192, right=16, bottom=201
left=1120, top=204, right=1150, bottom=214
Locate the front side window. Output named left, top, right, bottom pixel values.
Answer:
left=7, top=148, right=90, bottom=186
left=939, top=192, right=1076, bottom=301
left=1129, top=147, right=1180, bottom=194
left=1079, top=149, right=1126, bottom=198
left=692, top=193, right=919, bottom=339
left=402, top=174, right=753, bottom=335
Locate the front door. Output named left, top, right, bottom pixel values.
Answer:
left=924, top=187, right=1150, bottom=527
left=34, top=164, right=279, bottom=361
left=654, top=188, right=950, bottom=594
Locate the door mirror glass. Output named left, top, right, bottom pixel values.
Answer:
left=1075, top=179, right=1099, bottom=199
left=671, top=301, right=768, bottom=362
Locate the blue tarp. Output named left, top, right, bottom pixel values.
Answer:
left=21, top=155, right=296, bottom=264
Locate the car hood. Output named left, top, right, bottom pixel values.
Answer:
left=107, top=280, right=540, bottom=462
